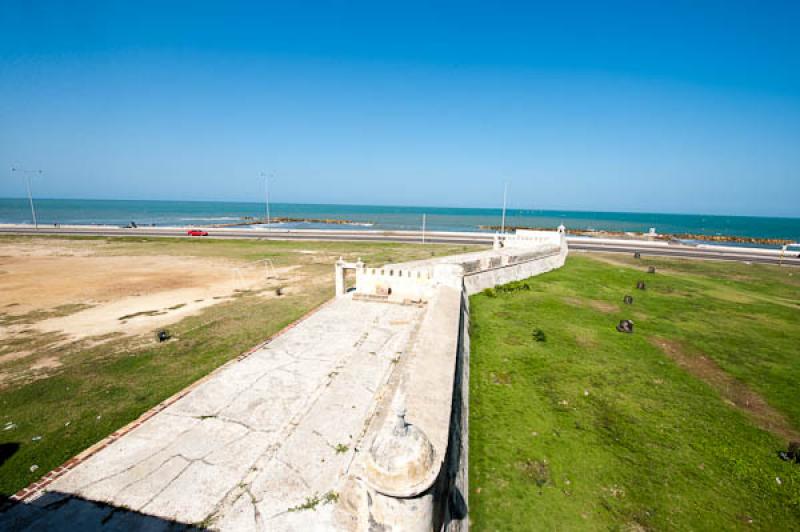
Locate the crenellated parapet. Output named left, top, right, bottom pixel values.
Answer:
left=354, top=266, right=436, bottom=303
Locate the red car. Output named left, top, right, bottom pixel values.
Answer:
left=187, top=229, right=209, bottom=237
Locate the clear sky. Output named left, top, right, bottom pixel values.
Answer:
left=1, top=1, right=798, bottom=217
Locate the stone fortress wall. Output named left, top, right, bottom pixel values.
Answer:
left=333, top=229, right=568, bottom=530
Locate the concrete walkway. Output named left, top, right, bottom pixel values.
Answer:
left=2, top=296, right=425, bottom=531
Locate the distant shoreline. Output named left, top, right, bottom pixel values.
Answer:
left=1, top=198, right=798, bottom=244
left=1, top=197, right=797, bottom=221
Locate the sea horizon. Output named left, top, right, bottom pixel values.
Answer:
left=1, top=197, right=798, bottom=245
left=2, top=195, right=799, bottom=221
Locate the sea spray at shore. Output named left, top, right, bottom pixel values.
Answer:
left=0, top=198, right=798, bottom=244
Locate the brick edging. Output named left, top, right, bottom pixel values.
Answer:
left=6, top=297, right=335, bottom=506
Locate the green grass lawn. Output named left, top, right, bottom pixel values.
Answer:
left=469, top=253, right=800, bottom=531
left=0, top=235, right=476, bottom=497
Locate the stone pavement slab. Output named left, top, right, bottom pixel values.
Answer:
left=2, top=296, right=424, bottom=531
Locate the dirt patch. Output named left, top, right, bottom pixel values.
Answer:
left=0, top=253, right=245, bottom=314
left=570, top=327, right=599, bottom=349
left=0, top=304, right=95, bottom=326
left=561, top=296, right=618, bottom=314
left=0, top=350, right=35, bottom=364
left=589, top=300, right=619, bottom=314
left=0, top=241, right=305, bottom=353
left=650, top=337, right=800, bottom=441
left=0, top=240, right=97, bottom=258
left=586, top=253, right=683, bottom=277
left=490, top=371, right=514, bottom=386
left=30, top=356, right=63, bottom=371
left=583, top=254, right=640, bottom=269
left=504, top=335, right=525, bottom=346
left=518, top=459, right=550, bottom=487
left=562, top=296, right=585, bottom=307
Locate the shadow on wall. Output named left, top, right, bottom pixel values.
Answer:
left=0, top=492, right=204, bottom=531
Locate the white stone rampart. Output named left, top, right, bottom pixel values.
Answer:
left=462, top=245, right=567, bottom=295
left=341, top=230, right=568, bottom=530
left=365, top=231, right=567, bottom=301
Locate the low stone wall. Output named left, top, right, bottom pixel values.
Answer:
left=500, top=229, right=563, bottom=249
left=355, top=266, right=436, bottom=303
left=463, top=246, right=566, bottom=295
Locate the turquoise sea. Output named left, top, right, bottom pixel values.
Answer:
left=1, top=198, right=798, bottom=245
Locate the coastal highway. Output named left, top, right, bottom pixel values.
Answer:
left=567, top=241, right=800, bottom=267
left=1, top=225, right=799, bottom=267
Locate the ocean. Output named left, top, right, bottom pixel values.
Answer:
left=1, top=198, right=798, bottom=244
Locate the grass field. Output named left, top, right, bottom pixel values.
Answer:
left=469, top=253, right=800, bottom=530
left=0, top=235, right=476, bottom=497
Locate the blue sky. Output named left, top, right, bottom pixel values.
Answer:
left=1, top=1, right=798, bottom=216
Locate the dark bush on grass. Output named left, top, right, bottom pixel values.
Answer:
left=483, top=282, right=532, bottom=298
left=496, top=281, right=532, bottom=294
left=532, top=328, right=547, bottom=342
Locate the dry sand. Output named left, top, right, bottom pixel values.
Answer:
left=0, top=240, right=296, bottom=354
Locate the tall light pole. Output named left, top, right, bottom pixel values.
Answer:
left=11, top=167, right=42, bottom=229
left=421, top=213, right=426, bottom=244
left=500, top=182, right=508, bottom=234
left=260, top=172, right=273, bottom=231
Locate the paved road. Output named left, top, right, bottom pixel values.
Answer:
left=568, top=242, right=800, bottom=266
left=0, top=226, right=487, bottom=245
left=2, top=226, right=799, bottom=266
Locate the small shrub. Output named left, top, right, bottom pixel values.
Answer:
left=497, top=281, right=532, bottom=294
left=532, top=328, right=547, bottom=342
left=334, top=443, right=349, bottom=454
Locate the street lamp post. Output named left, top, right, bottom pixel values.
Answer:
left=260, top=172, right=273, bottom=232
left=11, top=167, right=42, bottom=229
left=500, top=182, right=508, bottom=234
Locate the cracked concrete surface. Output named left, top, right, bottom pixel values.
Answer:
left=2, top=295, right=424, bottom=531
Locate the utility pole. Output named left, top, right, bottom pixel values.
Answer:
left=500, top=182, right=508, bottom=234
left=11, top=167, right=42, bottom=229
left=422, top=213, right=426, bottom=244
